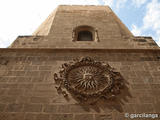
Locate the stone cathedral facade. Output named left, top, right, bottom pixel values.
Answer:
left=0, top=5, right=160, bottom=120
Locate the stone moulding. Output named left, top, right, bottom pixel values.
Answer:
left=54, top=57, right=124, bottom=104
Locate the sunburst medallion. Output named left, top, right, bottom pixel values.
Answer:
left=54, top=57, right=124, bottom=104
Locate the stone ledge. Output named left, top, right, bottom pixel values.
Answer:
left=0, top=48, right=160, bottom=53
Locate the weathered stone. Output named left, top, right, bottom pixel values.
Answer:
left=74, top=114, right=93, bottom=120
left=23, top=104, right=42, bottom=112
left=8, top=89, right=24, bottom=96
left=39, top=66, right=52, bottom=70
left=30, top=97, right=50, bottom=103
left=0, top=104, right=6, bottom=112
left=0, top=5, right=159, bottom=120
left=70, top=105, right=90, bottom=113
left=24, top=113, right=37, bottom=120
left=51, top=114, right=73, bottom=120
left=95, top=114, right=112, bottom=120
left=5, top=104, right=23, bottom=112
left=43, top=105, right=57, bottom=113
left=0, top=96, right=17, bottom=103
left=57, top=105, right=71, bottom=113
left=134, top=104, right=154, bottom=113
left=36, top=114, right=50, bottom=120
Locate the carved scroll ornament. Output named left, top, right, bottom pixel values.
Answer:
left=54, top=57, right=124, bottom=104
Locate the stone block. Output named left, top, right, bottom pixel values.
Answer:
left=150, top=84, right=160, bottom=89
left=51, top=114, right=73, bottom=120
left=0, top=77, right=9, bottom=83
left=18, top=84, right=34, bottom=89
left=0, top=113, right=10, bottom=120
left=5, top=104, right=23, bottom=112
left=7, top=71, right=25, bottom=76
left=134, top=104, right=154, bottom=113
left=8, top=89, right=24, bottom=96
left=70, top=105, right=90, bottom=113
left=39, top=71, right=52, bottom=77
left=16, top=96, right=30, bottom=104
left=57, top=105, right=71, bottom=113
left=8, top=77, right=18, bottom=82
left=120, top=65, right=131, bottom=71
left=122, top=104, right=135, bottom=113
left=139, top=96, right=154, bottom=103
left=74, top=114, right=93, bottom=120
left=12, top=65, right=24, bottom=70
left=23, top=104, right=42, bottom=112
left=0, top=96, right=16, bottom=103
left=151, top=72, right=160, bottom=78
left=0, top=89, right=7, bottom=96
left=43, top=105, right=57, bottom=113
left=95, top=114, right=112, bottom=120
left=34, top=84, right=54, bottom=90
left=36, top=114, right=50, bottom=120
left=24, top=113, right=37, bottom=120
left=39, top=66, right=52, bottom=70
left=31, top=77, right=45, bottom=82
left=25, top=71, right=40, bottom=77
left=24, top=66, right=38, bottom=71
left=131, top=84, right=150, bottom=90
left=0, top=104, right=6, bottom=112
left=16, top=77, right=32, bottom=83
left=32, top=90, right=56, bottom=97
left=0, top=113, right=24, bottom=120
left=30, top=97, right=50, bottom=103
left=32, top=61, right=43, bottom=65
left=154, top=102, right=160, bottom=112
left=113, top=111, right=129, bottom=120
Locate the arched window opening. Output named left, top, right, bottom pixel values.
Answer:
left=77, top=31, right=93, bottom=41
left=72, top=25, right=99, bottom=42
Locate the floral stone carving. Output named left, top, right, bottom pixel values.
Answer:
left=54, top=57, right=124, bottom=104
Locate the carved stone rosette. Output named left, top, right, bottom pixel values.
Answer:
left=54, top=57, right=124, bottom=104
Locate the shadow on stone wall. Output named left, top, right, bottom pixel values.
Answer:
left=54, top=57, right=132, bottom=113
left=71, top=77, right=131, bottom=113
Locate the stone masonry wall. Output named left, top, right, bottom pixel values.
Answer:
left=0, top=49, right=160, bottom=120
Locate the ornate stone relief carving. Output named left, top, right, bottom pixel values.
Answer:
left=54, top=57, right=124, bottom=104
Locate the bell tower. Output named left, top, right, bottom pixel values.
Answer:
left=10, top=5, right=159, bottom=49
left=0, top=5, right=160, bottom=120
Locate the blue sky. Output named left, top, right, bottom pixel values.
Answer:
left=0, top=0, right=160, bottom=47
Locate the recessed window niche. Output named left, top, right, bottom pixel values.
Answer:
left=72, top=25, right=99, bottom=42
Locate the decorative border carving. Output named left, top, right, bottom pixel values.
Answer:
left=54, top=57, right=124, bottom=104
